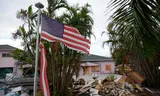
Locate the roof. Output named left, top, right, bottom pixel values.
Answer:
left=81, top=54, right=113, bottom=62
left=0, top=45, right=17, bottom=50
left=81, top=62, right=100, bottom=66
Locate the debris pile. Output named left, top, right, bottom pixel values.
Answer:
left=73, top=78, right=92, bottom=96
left=98, top=82, right=136, bottom=96
left=73, top=65, right=160, bottom=96
left=95, top=65, right=160, bottom=96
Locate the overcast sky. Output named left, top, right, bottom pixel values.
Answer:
left=0, top=0, right=112, bottom=57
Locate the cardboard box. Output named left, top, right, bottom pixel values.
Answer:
left=117, top=75, right=127, bottom=83
left=125, top=76, right=135, bottom=84
left=116, top=75, right=135, bottom=84
left=127, top=71, right=145, bottom=84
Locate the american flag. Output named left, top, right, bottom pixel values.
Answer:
left=40, top=14, right=91, bottom=96
left=41, top=14, right=90, bottom=54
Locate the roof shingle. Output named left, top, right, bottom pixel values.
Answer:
left=0, top=45, right=17, bottom=50
left=82, top=54, right=113, bottom=62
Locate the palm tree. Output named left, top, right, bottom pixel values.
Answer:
left=12, top=1, right=68, bottom=95
left=12, top=5, right=37, bottom=76
left=45, top=3, right=94, bottom=96
left=58, top=3, right=94, bottom=37
left=12, top=1, right=94, bottom=96
left=102, top=23, right=130, bottom=65
left=47, top=0, right=68, bottom=17
left=104, top=0, right=160, bottom=88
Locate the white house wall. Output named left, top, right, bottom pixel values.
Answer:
left=0, top=50, right=16, bottom=68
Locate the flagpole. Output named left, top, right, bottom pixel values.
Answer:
left=34, top=2, right=44, bottom=96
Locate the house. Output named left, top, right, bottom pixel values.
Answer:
left=0, top=44, right=115, bottom=77
left=79, top=54, right=115, bottom=75
left=0, top=45, right=17, bottom=78
left=0, top=45, right=33, bottom=78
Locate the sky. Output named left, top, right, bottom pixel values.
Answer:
left=0, top=0, right=112, bottom=57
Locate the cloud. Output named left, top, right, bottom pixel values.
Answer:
left=0, top=0, right=111, bottom=57
left=0, top=28, right=16, bottom=39
left=90, top=40, right=110, bottom=57
left=90, top=29, right=110, bottom=57
left=0, top=39, right=23, bottom=49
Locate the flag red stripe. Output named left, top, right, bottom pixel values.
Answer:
left=64, top=25, right=90, bottom=43
left=64, top=25, right=79, bottom=34
left=40, top=41, right=50, bottom=96
left=42, top=33, right=90, bottom=54
left=42, top=14, right=90, bottom=55
left=40, top=42, right=44, bottom=94
left=42, top=33, right=56, bottom=41
left=40, top=52, right=44, bottom=94
left=63, top=36, right=90, bottom=49
left=63, top=31, right=90, bottom=43
left=44, top=57, right=50, bottom=96
left=43, top=32, right=90, bottom=49
left=64, top=42, right=89, bottom=54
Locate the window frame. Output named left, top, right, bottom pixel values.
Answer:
left=91, top=66, right=100, bottom=72
left=2, top=53, right=11, bottom=57
left=105, top=64, right=111, bottom=71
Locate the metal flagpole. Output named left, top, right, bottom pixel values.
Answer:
left=34, top=2, right=44, bottom=96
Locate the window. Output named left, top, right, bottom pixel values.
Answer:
left=2, top=53, right=11, bottom=57
left=105, top=65, right=111, bottom=71
left=92, top=66, right=100, bottom=72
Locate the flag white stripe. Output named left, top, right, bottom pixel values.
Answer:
left=64, top=29, right=87, bottom=39
left=42, top=36, right=56, bottom=42
left=67, top=46, right=90, bottom=54
left=64, top=25, right=80, bottom=34
left=63, top=34, right=90, bottom=45
left=42, top=34, right=90, bottom=46
left=42, top=31, right=90, bottom=52
left=43, top=32, right=90, bottom=52
left=42, top=48, right=48, bottom=96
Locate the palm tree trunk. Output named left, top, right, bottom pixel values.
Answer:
left=50, top=43, right=56, bottom=94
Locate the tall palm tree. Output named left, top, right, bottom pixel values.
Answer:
left=46, top=3, right=94, bottom=96
left=47, top=0, right=68, bottom=17
left=12, top=5, right=37, bottom=76
left=104, top=0, right=160, bottom=88
left=12, top=1, right=94, bottom=96
left=102, top=23, right=130, bottom=65
left=12, top=0, right=68, bottom=95
left=58, top=3, right=94, bottom=37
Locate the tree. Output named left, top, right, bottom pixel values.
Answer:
left=102, top=23, right=130, bottom=65
left=50, top=4, right=93, bottom=95
left=12, top=1, right=93, bottom=95
left=12, top=5, right=37, bottom=76
left=104, top=0, right=160, bottom=88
